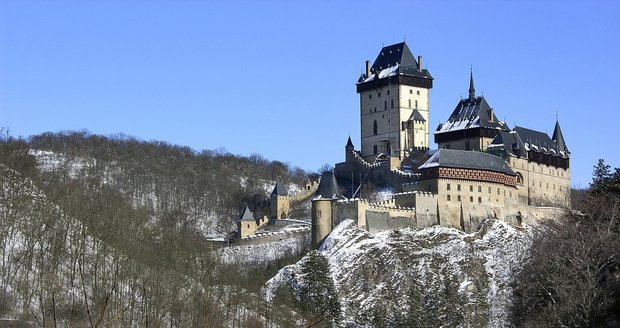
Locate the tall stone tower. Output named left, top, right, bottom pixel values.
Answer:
left=270, top=181, right=290, bottom=220
left=311, top=171, right=341, bottom=248
left=356, top=42, right=433, bottom=161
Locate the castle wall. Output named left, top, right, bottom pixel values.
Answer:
left=508, top=157, right=570, bottom=207
left=439, top=137, right=486, bottom=152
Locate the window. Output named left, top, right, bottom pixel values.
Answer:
left=478, top=186, right=482, bottom=192
left=391, top=99, right=394, bottom=108
left=509, top=191, right=512, bottom=197
left=415, top=100, right=418, bottom=109
left=409, top=89, right=413, bottom=94
left=373, top=145, right=378, bottom=154
left=374, top=107, right=377, bottom=113
left=488, top=186, right=491, bottom=193
left=457, top=184, right=461, bottom=191
left=447, top=183, right=451, bottom=191
left=384, top=101, right=387, bottom=110
left=447, top=195, right=451, bottom=201
left=408, top=99, right=411, bottom=108
left=457, top=195, right=461, bottom=201
left=369, top=94, right=372, bottom=99
left=497, top=188, right=500, bottom=195
left=373, top=120, right=378, bottom=135
left=478, top=197, right=482, bottom=203
left=417, top=90, right=420, bottom=95
left=378, top=92, right=381, bottom=97
left=469, top=185, right=473, bottom=192
left=387, top=90, right=390, bottom=95
left=470, top=196, right=473, bottom=202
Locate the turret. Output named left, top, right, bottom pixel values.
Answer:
left=552, top=120, right=569, bottom=157
left=270, top=181, right=290, bottom=220
left=311, top=171, right=341, bottom=248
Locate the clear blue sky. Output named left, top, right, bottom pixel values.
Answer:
left=1, top=0, right=618, bottom=188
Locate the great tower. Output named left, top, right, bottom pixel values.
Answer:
left=356, top=42, right=433, bottom=161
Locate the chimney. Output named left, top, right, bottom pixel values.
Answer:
left=417, top=55, right=422, bottom=72
left=489, top=108, right=494, bottom=122
left=365, top=60, right=370, bottom=77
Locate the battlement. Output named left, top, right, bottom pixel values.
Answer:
left=349, top=148, right=388, bottom=169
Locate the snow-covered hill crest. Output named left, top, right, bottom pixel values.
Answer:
left=266, top=219, right=534, bottom=327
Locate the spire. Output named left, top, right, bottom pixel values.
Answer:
left=552, top=119, right=568, bottom=154
left=345, top=136, right=354, bottom=150
left=468, top=66, right=475, bottom=100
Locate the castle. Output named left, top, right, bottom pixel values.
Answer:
left=313, top=42, right=570, bottom=248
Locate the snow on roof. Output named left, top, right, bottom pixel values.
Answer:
left=361, top=64, right=400, bottom=83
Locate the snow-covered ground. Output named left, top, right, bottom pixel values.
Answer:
left=265, top=219, right=533, bottom=327
left=215, top=233, right=310, bottom=266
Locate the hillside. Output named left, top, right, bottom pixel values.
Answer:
left=266, top=219, right=534, bottom=327
left=0, top=131, right=312, bottom=327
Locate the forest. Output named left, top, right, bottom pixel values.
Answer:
left=0, top=129, right=618, bottom=327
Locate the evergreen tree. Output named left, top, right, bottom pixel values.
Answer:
left=297, top=250, right=341, bottom=327
left=591, top=158, right=611, bottom=193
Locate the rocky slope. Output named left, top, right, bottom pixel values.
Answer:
left=265, top=219, right=535, bottom=327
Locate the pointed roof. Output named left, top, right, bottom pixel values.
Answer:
left=271, top=181, right=288, bottom=196
left=345, top=136, right=354, bottom=150
left=486, top=131, right=526, bottom=158
left=238, top=206, right=255, bottom=222
left=357, top=42, right=433, bottom=83
left=435, top=95, right=509, bottom=134
left=313, top=171, right=340, bottom=200
left=468, top=68, right=475, bottom=100
left=514, top=126, right=569, bottom=158
left=408, top=109, right=426, bottom=122
left=552, top=120, right=568, bottom=153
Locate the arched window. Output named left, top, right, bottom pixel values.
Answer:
left=373, top=120, right=378, bottom=135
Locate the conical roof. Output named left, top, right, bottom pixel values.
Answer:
left=237, top=206, right=255, bottom=222
left=552, top=120, right=568, bottom=153
left=271, top=181, right=288, bottom=196
left=345, top=136, right=354, bottom=150
left=313, top=171, right=340, bottom=200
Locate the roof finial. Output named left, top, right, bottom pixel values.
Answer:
left=556, top=109, right=559, bottom=121
left=469, top=66, right=475, bottom=100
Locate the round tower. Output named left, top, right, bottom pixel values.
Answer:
left=311, top=171, right=341, bottom=248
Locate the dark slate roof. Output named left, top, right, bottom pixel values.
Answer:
left=345, top=136, right=354, bottom=150
left=436, top=96, right=509, bottom=134
left=357, top=42, right=432, bottom=83
left=313, top=171, right=341, bottom=200
left=514, top=126, right=568, bottom=158
left=271, top=181, right=288, bottom=196
left=418, top=149, right=517, bottom=176
left=552, top=120, right=569, bottom=153
left=486, top=131, right=526, bottom=157
left=408, top=109, right=426, bottom=122
left=238, top=206, right=255, bottom=222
